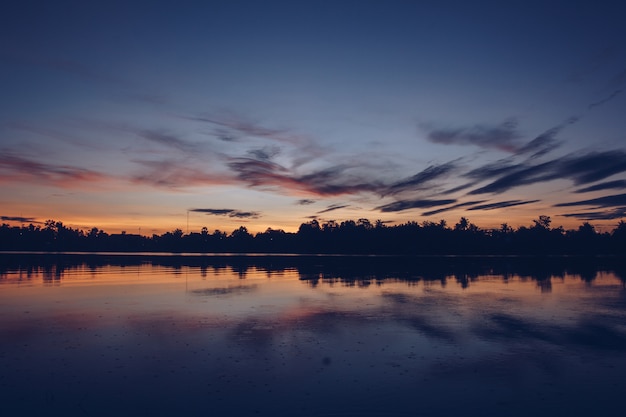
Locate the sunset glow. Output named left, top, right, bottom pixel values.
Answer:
left=2, top=1, right=625, bottom=235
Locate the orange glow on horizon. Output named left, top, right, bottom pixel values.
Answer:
left=2, top=208, right=622, bottom=237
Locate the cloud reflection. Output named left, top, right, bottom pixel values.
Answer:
left=2, top=254, right=626, bottom=417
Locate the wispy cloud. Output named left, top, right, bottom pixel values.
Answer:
left=561, top=208, right=626, bottom=221
left=128, top=143, right=383, bottom=196
left=426, top=120, right=520, bottom=152
left=467, top=200, right=540, bottom=211
left=7, top=103, right=625, bottom=223
left=426, top=117, right=575, bottom=158
left=376, top=198, right=457, bottom=213
left=422, top=200, right=486, bottom=216
left=588, top=89, right=622, bottom=109
left=296, top=199, right=315, bottom=205
left=516, top=117, right=577, bottom=158
left=131, top=159, right=233, bottom=188
left=129, top=132, right=626, bottom=206
left=1, top=215, right=41, bottom=224
left=294, top=166, right=383, bottom=196
left=387, top=162, right=458, bottom=195
left=316, top=204, right=349, bottom=214
left=468, top=150, right=626, bottom=195
left=467, top=161, right=555, bottom=195
left=440, top=181, right=479, bottom=195
left=465, top=158, right=519, bottom=181
left=0, top=152, right=107, bottom=187
left=227, top=158, right=383, bottom=196
left=575, top=180, right=626, bottom=193
left=189, top=208, right=261, bottom=219
left=227, top=158, right=291, bottom=187
left=138, top=130, right=200, bottom=153
left=183, top=111, right=331, bottom=169
left=247, top=146, right=281, bottom=161
left=213, top=128, right=239, bottom=142
left=184, top=112, right=310, bottom=147
left=559, top=151, right=626, bottom=185
left=554, top=193, right=626, bottom=208
left=119, top=113, right=392, bottom=197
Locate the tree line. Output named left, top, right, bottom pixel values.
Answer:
left=0, top=216, right=625, bottom=255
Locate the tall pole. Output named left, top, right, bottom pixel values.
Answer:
left=187, top=210, right=189, bottom=234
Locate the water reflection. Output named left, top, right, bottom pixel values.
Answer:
left=2, top=253, right=625, bottom=286
left=1, top=254, right=625, bottom=417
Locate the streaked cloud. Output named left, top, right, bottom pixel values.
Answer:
left=376, top=198, right=457, bottom=213
left=422, top=201, right=487, bottom=216
left=575, top=180, right=626, bottom=193
left=387, top=162, right=458, bottom=195
left=467, top=161, right=555, bottom=195
left=296, top=199, right=315, bottom=205
left=1, top=215, right=41, bottom=224
left=131, top=159, right=233, bottom=188
left=440, top=182, right=477, bottom=195
left=247, top=146, right=281, bottom=161
left=516, top=117, right=577, bottom=158
left=465, top=158, right=519, bottom=181
left=227, top=158, right=383, bottom=196
left=561, top=208, right=626, bottom=221
left=184, top=112, right=310, bottom=147
left=138, top=130, right=200, bottom=153
left=316, top=204, right=349, bottom=214
left=468, top=150, right=626, bottom=195
left=554, top=193, right=626, bottom=208
left=559, top=151, right=626, bottom=185
left=467, top=200, right=540, bottom=211
left=0, top=151, right=107, bottom=187
left=426, top=120, right=520, bottom=152
left=189, top=208, right=261, bottom=219
left=426, top=117, right=575, bottom=158
left=293, top=166, right=383, bottom=196
left=588, top=89, right=622, bottom=109
left=183, top=111, right=332, bottom=169
left=227, top=157, right=291, bottom=187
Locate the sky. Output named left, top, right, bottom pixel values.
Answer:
left=1, top=0, right=626, bottom=235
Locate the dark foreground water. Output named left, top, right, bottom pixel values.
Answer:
left=1, top=254, right=625, bottom=417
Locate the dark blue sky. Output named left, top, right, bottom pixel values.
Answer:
left=1, top=1, right=625, bottom=233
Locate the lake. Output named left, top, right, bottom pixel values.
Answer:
left=1, top=254, right=625, bottom=416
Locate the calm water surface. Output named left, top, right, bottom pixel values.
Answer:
left=1, top=254, right=625, bottom=416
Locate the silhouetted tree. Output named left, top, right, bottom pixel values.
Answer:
left=533, top=215, right=551, bottom=230
left=455, top=217, right=469, bottom=231
left=1, top=216, right=625, bottom=255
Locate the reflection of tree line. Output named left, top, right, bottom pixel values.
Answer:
left=0, top=263, right=65, bottom=284
left=1, top=253, right=624, bottom=287
left=1, top=216, right=626, bottom=255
